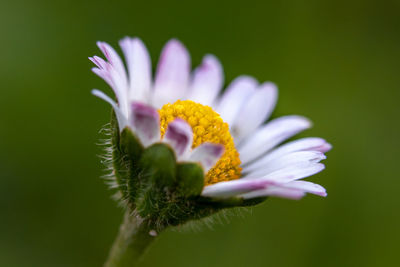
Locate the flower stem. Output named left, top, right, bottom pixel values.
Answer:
left=104, top=211, right=157, bottom=267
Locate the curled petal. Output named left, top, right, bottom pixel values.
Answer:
left=90, top=56, right=129, bottom=116
left=153, top=39, right=191, bottom=108
left=189, top=143, right=224, bottom=173
left=96, top=41, right=128, bottom=84
left=89, top=56, right=108, bottom=69
left=130, top=102, right=160, bottom=147
left=91, top=67, right=114, bottom=89
left=92, top=89, right=127, bottom=131
left=163, top=118, right=193, bottom=160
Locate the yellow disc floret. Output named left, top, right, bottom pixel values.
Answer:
left=159, top=100, right=241, bottom=186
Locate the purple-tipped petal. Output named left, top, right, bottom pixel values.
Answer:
left=232, top=82, right=278, bottom=142
left=153, top=39, right=191, bottom=108
left=163, top=118, right=193, bottom=160
left=315, top=141, right=332, bottom=153
left=92, top=89, right=128, bottom=130
left=215, top=76, right=258, bottom=125
left=130, top=102, right=160, bottom=147
left=283, top=181, right=327, bottom=197
left=244, top=137, right=331, bottom=173
left=260, top=162, right=326, bottom=183
left=97, top=41, right=128, bottom=84
left=241, top=180, right=326, bottom=199
left=201, top=179, right=273, bottom=198
left=244, top=151, right=326, bottom=176
left=189, top=143, right=224, bottom=172
left=241, top=186, right=306, bottom=200
left=119, top=37, right=152, bottom=103
left=91, top=67, right=114, bottom=89
left=187, top=54, right=224, bottom=106
left=238, top=116, right=312, bottom=165
left=89, top=56, right=108, bottom=69
left=90, top=42, right=129, bottom=116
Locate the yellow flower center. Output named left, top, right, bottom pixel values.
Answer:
left=159, top=100, right=241, bottom=186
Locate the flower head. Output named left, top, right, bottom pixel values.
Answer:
left=90, top=37, right=331, bottom=227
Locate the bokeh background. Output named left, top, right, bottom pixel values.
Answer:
left=1, top=0, right=399, bottom=266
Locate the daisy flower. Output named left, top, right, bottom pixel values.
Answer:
left=91, top=37, right=330, bottom=205
left=91, top=37, right=331, bottom=266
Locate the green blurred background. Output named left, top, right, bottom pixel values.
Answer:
left=1, top=0, right=399, bottom=266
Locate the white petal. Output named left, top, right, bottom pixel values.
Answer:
left=189, top=143, right=224, bottom=173
left=163, top=118, right=193, bottom=160
left=238, top=116, right=312, bottom=165
left=259, top=162, right=325, bottom=183
left=89, top=56, right=108, bottom=69
left=91, top=65, right=123, bottom=102
left=119, top=37, right=152, bottom=103
left=92, top=89, right=128, bottom=131
left=153, top=39, right=191, bottom=108
left=231, top=82, right=278, bottom=142
left=244, top=151, right=326, bottom=176
left=97, top=41, right=128, bottom=84
left=186, top=54, right=224, bottom=106
left=215, top=76, right=258, bottom=125
left=241, top=186, right=306, bottom=200
left=283, top=180, right=327, bottom=197
left=91, top=67, right=114, bottom=91
left=130, top=102, right=160, bottom=147
left=90, top=57, right=129, bottom=116
left=241, top=178, right=327, bottom=200
left=201, top=179, right=273, bottom=198
left=244, top=137, right=331, bottom=172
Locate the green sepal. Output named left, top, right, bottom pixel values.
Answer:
left=110, top=111, right=145, bottom=204
left=119, top=128, right=144, bottom=164
left=239, top=197, right=267, bottom=207
left=176, top=162, right=204, bottom=197
left=196, top=196, right=268, bottom=208
left=169, top=196, right=268, bottom=225
left=110, top=111, right=129, bottom=198
left=119, top=127, right=144, bottom=204
left=135, top=143, right=177, bottom=218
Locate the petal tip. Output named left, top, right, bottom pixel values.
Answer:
left=321, top=142, right=333, bottom=153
